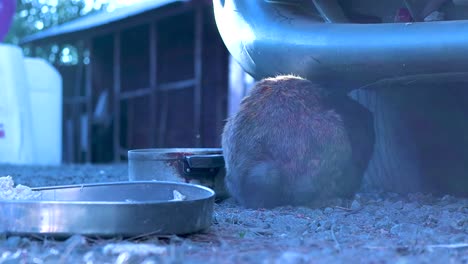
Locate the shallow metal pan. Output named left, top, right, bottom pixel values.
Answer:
left=0, top=181, right=214, bottom=238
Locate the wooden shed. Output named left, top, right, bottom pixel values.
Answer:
left=21, top=0, right=250, bottom=164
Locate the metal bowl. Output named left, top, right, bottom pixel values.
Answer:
left=128, top=148, right=229, bottom=200
left=0, top=181, right=214, bottom=237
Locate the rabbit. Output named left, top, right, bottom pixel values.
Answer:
left=221, top=75, right=374, bottom=208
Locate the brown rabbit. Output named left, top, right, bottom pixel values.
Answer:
left=222, top=75, right=374, bottom=208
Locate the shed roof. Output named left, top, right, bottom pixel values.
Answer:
left=21, top=0, right=187, bottom=44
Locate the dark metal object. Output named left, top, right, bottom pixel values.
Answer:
left=0, top=181, right=214, bottom=237
left=186, top=154, right=225, bottom=168
left=128, top=148, right=229, bottom=200
left=183, top=154, right=224, bottom=178
left=213, top=0, right=468, bottom=91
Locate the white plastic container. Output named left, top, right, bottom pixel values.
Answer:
left=24, top=57, right=63, bottom=165
left=0, top=44, right=36, bottom=164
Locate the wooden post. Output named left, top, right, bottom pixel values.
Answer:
left=194, top=6, right=203, bottom=147
left=113, top=32, right=122, bottom=162
left=72, top=44, right=83, bottom=163
left=84, top=39, right=93, bottom=163
left=149, top=21, right=158, bottom=147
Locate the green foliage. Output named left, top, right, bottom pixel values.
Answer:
left=4, top=0, right=107, bottom=65
left=5, top=0, right=95, bottom=44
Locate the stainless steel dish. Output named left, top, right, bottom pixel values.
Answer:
left=128, top=148, right=229, bottom=200
left=0, top=181, right=214, bottom=237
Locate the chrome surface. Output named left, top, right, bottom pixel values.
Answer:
left=213, top=0, right=468, bottom=91
left=312, top=0, right=348, bottom=23
left=128, top=148, right=229, bottom=200
left=128, top=148, right=222, bottom=160
left=0, top=181, right=214, bottom=237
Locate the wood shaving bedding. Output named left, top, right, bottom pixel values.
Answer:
left=0, top=176, right=41, bottom=200
left=171, top=190, right=187, bottom=201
